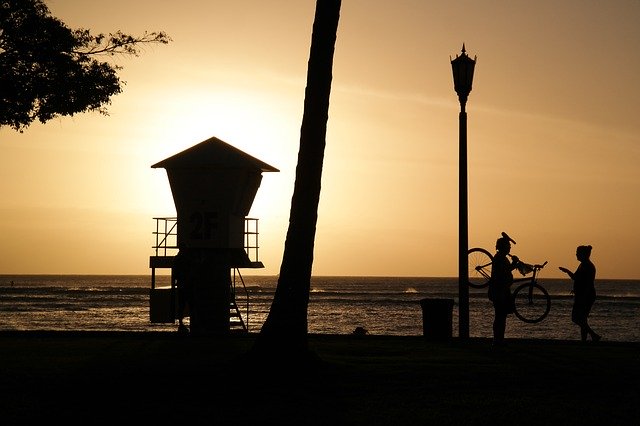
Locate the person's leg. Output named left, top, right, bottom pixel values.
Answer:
left=493, top=305, right=506, bottom=345
left=579, top=322, right=588, bottom=341
left=494, top=317, right=505, bottom=342
left=572, top=302, right=588, bottom=341
left=584, top=298, right=600, bottom=341
left=582, top=319, right=600, bottom=341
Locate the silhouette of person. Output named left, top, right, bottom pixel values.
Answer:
left=172, top=244, right=193, bottom=334
left=559, top=245, right=601, bottom=342
left=488, top=234, right=520, bottom=346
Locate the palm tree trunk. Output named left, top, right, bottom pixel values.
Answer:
left=254, top=0, right=341, bottom=357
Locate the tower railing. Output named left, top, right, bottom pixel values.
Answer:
left=152, top=217, right=178, bottom=256
left=151, top=217, right=261, bottom=263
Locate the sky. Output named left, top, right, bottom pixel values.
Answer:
left=1, top=0, right=639, bottom=279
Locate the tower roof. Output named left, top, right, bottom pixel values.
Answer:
left=151, top=136, right=279, bottom=172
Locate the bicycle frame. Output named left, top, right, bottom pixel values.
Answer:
left=467, top=246, right=551, bottom=323
left=510, top=260, right=550, bottom=323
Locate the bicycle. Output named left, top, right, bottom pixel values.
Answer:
left=467, top=233, right=551, bottom=323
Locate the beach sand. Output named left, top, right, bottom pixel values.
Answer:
left=1, top=331, right=638, bottom=425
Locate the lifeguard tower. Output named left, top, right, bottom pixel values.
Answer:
left=148, top=136, right=278, bottom=335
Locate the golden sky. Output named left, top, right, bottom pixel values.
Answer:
left=1, top=0, right=639, bottom=279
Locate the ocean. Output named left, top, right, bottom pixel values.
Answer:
left=1, top=274, right=638, bottom=342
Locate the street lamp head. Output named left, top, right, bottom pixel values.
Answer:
left=451, top=44, right=477, bottom=105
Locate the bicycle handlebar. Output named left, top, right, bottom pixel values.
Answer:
left=509, top=255, right=548, bottom=270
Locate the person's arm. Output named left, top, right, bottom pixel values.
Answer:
left=558, top=266, right=574, bottom=279
left=509, top=255, right=520, bottom=271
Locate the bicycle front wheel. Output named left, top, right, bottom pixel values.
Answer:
left=468, top=248, right=493, bottom=289
left=512, top=283, right=551, bottom=323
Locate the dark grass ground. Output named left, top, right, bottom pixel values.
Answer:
left=1, top=331, right=638, bottom=425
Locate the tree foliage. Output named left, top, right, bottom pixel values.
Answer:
left=0, top=0, right=171, bottom=132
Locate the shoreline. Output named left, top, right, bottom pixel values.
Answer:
left=1, top=331, right=638, bottom=424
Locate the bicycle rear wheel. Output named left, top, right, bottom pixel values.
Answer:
left=512, top=282, right=551, bottom=323
left=468, top=248, right=493, bottom=289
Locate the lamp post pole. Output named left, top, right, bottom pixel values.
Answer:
left=451, top=44, right=476, bottom=339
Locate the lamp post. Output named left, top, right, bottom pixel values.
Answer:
left=451, top=44, right=476, bottom=339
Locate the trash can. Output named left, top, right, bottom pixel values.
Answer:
left=420, top=298, right=454, bottom=341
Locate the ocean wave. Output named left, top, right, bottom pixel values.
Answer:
left=1, top=276, right=638, bottom=341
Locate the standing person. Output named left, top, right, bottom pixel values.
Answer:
left=559, top=245, right=601, bottom=342
left=172, top=244, right=192, bottom=334
left=488, top=234, right=520, bottom=346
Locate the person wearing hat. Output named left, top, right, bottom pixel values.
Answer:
left=488, top=234, right=520, bottom=346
